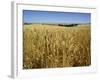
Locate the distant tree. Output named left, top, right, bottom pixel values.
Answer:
left=24, top=23, right=32, bottom=25
left=58, top=24, right=78, bottom=27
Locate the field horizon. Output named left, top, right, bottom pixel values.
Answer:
left=23, top=23, right=91, bottom=69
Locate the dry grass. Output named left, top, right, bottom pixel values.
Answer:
left=23, top=24, right=91, bottom=69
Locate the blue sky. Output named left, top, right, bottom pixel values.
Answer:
left=23, top=10, right=91, bottom=24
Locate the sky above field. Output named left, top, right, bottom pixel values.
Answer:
left=23, top=10, right=91, bottom=24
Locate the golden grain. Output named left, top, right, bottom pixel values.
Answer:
left=23, top=24, right=91, bottom=69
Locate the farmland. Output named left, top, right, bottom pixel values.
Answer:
left=23, top=24, right=91, bottom=69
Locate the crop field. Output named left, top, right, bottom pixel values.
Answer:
left=23, top=24, right=91, bottom=69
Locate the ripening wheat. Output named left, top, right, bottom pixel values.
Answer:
left=23, top=24, right=91, bottom=69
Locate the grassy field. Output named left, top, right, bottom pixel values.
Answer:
left=23, top=24, right=91, bottom=69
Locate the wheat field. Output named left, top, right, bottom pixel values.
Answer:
left=23, top=24, right=91, bottom=69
